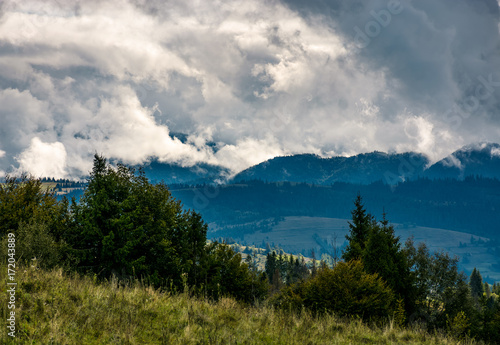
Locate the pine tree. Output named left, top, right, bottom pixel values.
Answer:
left=311, top=249, right=317, bottom=277
left=484, top=282, right=491, bottom=298
left=362, top=211, right=416, bottom=317
left=342, top=194, right=374, bottom=262
left=265, top=251, right=277, bottom=283
left=470, top=268, right=484, bottom=299
left=245, top=253, right=254, bottom=272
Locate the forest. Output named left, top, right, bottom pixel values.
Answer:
left=1, top=155, right=499, bottom=343
left=169, top=177, right=500, bottom=241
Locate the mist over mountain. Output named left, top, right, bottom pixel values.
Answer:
left=139, top=160, right=230, bottom=185
left=424, top=142, right=500, bottom=180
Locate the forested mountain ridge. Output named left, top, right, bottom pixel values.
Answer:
left=424, top=142, right=500, bottom=180
left=23, top=142, right=500, bottom=187
left=169, top=177, right=500, bottom=241
left=231, top=142, right=500, bottom=185
left=232, top=152, right=429, bottom=185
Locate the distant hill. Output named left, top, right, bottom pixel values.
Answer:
left=170, top=177, right=500, bottom=241
left=232, top=152, right=429, bottom=185
left=232, top=143, right=500, bottom=185
left=129, top=132, right=228, bottom=185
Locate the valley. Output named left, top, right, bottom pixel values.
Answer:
left=227, top=216, right=499, bottom=281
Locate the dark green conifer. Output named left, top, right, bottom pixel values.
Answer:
left=470, top=268, right=484, bottom=299
left=342, top=194, right=374, bottom=262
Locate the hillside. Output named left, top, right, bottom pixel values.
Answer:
left=140, top=160, right=230, bottom=185
left=424, top=143, right=500, bottom=180
left=170, top=178, right=500, bottom=241
left=232, top=152, right=429, bottom=185
left=231, top=143, right=500, bottom=185
left=237, top=216, right=500, bottom=282
left=0, top=265, right=479, bottom=345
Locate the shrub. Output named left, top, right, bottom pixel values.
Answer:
left=202, top=242, right=269, bottom=304
left=272, top=260, right=394, bottom=320
left=14, top=222, right=63, bottom=269
left=302, top=260, right=394, bottom=319
left=269, top=282, right=305, bottom=313
left=0, top=174, right=69, bottom=238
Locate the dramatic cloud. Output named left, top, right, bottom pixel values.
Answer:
left=0, top=0, right=499, bottom=178
left=16, top=137, right=67, bottom=178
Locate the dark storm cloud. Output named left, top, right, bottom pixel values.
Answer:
left=282, top=0, right=500, bottom=126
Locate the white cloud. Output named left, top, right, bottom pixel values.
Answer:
left=16, top=137, right=67, bottom=178
left=214, top=136, right=285, bottom=174
left=441, top=155, right=463, bottom=169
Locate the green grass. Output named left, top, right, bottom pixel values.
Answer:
left=0, top=265, right=481, bottom=344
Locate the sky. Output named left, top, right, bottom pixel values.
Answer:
left=1, top=0, right=500, bottom=179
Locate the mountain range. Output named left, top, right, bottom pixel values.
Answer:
left=139, top=142, right=500, bottom=185
left=231, top=142, right=500, bottom=185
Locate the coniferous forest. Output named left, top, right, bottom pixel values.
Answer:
left=1, top=155, right=500, bottom=344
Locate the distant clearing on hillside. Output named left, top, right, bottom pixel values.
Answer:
left=230, top=216, right=499, bottom=281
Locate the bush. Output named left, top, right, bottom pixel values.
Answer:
left=269, top=283, right=305, bottom=313
left=303, top=260, right=394, bottom=319
left=272, top=260, right=394, bottom=320
left=0, top=174, right=69, bottom=238
left=15, top=222, right=63, bottom=269
left=202, top=242, right=269, bottom=303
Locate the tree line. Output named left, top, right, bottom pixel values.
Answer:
left=0, top=155, right=268, bottom=303
left=169, top=177, right=500, bottom=240
left=1, top=156, right=499, bottom=343
left=264, top=195, right=500, bottom=343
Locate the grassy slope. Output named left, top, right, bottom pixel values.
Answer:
left=0, top=266, right=479, bottom=345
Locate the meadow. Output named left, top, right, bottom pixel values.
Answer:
left=0, top=264, right=481, bottom=345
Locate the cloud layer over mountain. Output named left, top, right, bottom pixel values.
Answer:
left=1, top=0, right=500, bottom=178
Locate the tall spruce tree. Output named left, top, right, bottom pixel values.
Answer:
left=342, top=194, right=374, bottom=262
left=362, top=211, right=416, bottom=316
left=265, top=251, right=277, bottom=283
left=484, top=282, right=491, bottom=298
left=470, top=268, right=484, bottom=299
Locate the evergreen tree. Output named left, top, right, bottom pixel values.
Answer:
left=470, top=268, right=484, bottom=299
left=202, top=242, right=268, bottom=303
left=484, top=282, right=491, bottom=298
left=311, top=249, right=317, bottom=277
left=245, top=253, right=255, bottom=272
left=265, top=251, right=277, bottom=283
left=363, top=212, right=416, bottom=316
left=66, top=155, right=205, bottom=288
left=300, top=257, right=310, bottom=280
left=342, top=194, right=374, bottom=262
